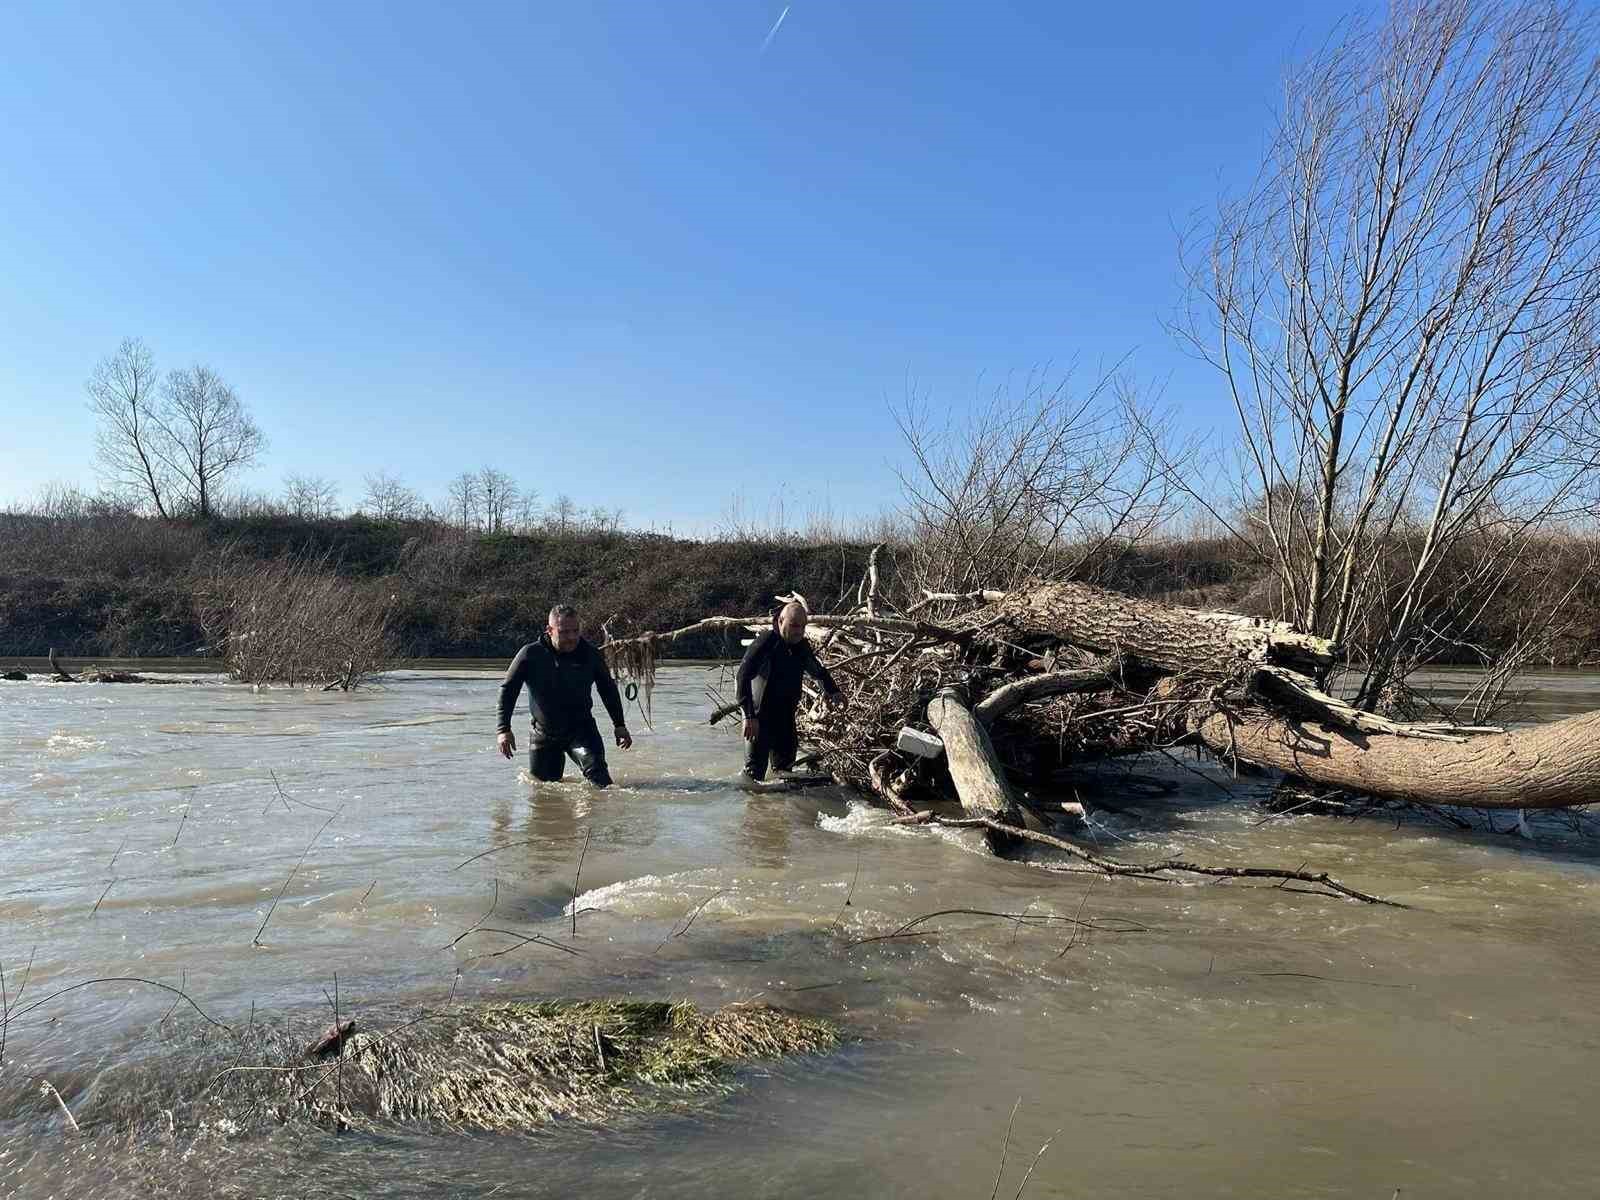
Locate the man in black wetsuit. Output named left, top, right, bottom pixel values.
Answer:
left=496, top=604, right=632, bottom=786
left=737, top=601, right=844, bottom=782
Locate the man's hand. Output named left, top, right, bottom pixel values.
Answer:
left=615, top=725, right=633, bottom=750
left=497, top=731, right=516, bottom=759
left=742, top=717, right=759, bottom=741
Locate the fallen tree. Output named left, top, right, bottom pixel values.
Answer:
left=602, top=570, right=1595, bottom=874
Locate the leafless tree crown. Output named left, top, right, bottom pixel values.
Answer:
left=1176, top=0, right=1600, bottom=706
left=87, top=338, right=171, bottom=518
left=87, top=341, right=265, bottom=520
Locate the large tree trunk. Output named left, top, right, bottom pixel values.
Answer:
left=1195, top=710, right=1600, bottom=810
left=980, top=582, right=1336, bottom=676
left=987, top=582, right=1599, bottom=811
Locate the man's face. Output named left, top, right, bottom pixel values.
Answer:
left=548, top=613, right=581, bottom=653
left=777, top=605, right=807, bottom=644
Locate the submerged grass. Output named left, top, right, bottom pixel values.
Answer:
left=283, top=998, right=839, bottom=1132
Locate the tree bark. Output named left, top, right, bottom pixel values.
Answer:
left=979, top=582, right=1336, bottom=676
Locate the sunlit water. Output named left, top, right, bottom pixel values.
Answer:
left=5, top=663, right=1600, bottom=1197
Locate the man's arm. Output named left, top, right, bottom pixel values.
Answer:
left=801, top=643, right=843, bottom=697
left=497, top=645, right=533, bottom=735
left=736, top=631, right=775, bottom=717
left=591, top=644, right=627, bottom=729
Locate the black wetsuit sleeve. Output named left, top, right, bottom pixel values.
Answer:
left=736, top=631, right=775, bottom=718
left=497, top=645, right=533, bottom=735
left=591, top=644, right=626, bottom=727
left=801, top=643, right=842, bottom=696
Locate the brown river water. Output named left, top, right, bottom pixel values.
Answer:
left=4, top=662, right=1600, bottom=1197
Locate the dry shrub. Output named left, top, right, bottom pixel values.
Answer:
left=192, top=550, right=397, bottom=689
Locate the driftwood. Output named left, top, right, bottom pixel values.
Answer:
left=1194, top=709, right=1600, bottom=810
left=306, top=1019, right=358, bottom=1059
left=599, top=577, right=1594, bottom=887
left=43, top=648, right=155, bottom=684
left=926, top=684, right=1023, bottom=850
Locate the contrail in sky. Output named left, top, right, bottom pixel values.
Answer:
left=759, top=5, right=790, bottom=53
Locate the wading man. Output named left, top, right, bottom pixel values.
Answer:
left=737, top=601, right=844, bottom=783
left=497, top=604, right=632, bottom=786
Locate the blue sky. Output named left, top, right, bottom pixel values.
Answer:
left=0, top=0, right=1339, bottom=532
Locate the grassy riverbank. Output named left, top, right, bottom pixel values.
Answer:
left=1, top=508, right=1594, bottom=663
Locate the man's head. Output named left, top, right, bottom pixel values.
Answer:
left=776, top=601, right=808, bottom=645
left=547, top=604, right=581, bottom=653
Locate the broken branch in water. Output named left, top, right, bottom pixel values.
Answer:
left=892, top=813, right=1398, bottom=905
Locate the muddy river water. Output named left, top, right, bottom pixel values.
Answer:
left=4, top=663, right=1600, bottom=1197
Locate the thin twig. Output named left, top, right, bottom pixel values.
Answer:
left=450, top=927, right=585, bottom=960
left=1056, top=875, right=1101, bottom=958
left=158, top=970, right=187, bottom=1029
left=654, top=889, right=728, bottom=953
left=991, top=1097, right=1021, bottom=1200
left=1012, top=1128, right=1062, bottom=1199
left=266, top=770, right=338, bottom=815
left=253, top=809, right=342, bottom=946
left=170, top=799, right=190, bottom=847
left=90, top=877, right=118, bottom=917
left=443, top=878, right=499, bottom=950
left=333, top=971, right=344, bottom=1133
left=452, top=833, right=587, bottom=872
left=268, top=768, right=293, bottom=812
left=2, top=976, right=234, bottom=1038
left=572, top=827, right=591, bottom=938
left=1010, top=903, right=1032, bottom=946
left=847, top=907, right=1146, bottom=949
left=831, top=851, right=862, bottom=933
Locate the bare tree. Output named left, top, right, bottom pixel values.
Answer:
left=547, top=493, right=578, bottom=534
left=283, top=474, right=341, bottom=519
left=585, top=505, right=624, bottom=534
left=151, top=364, right=266, bottom=519
left=446, top=471, right=480, bottom=529
left=476, top=467, right=519, bottom=534
left=894, top=367, right=1183, bottom=598
left=512, top=487, right=542, bottom=532
left=87, top=338, right=171, bottom=518
left=361, top=470, right=420, bottom=520
left=1176, top=0, right=1600, bottom=707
